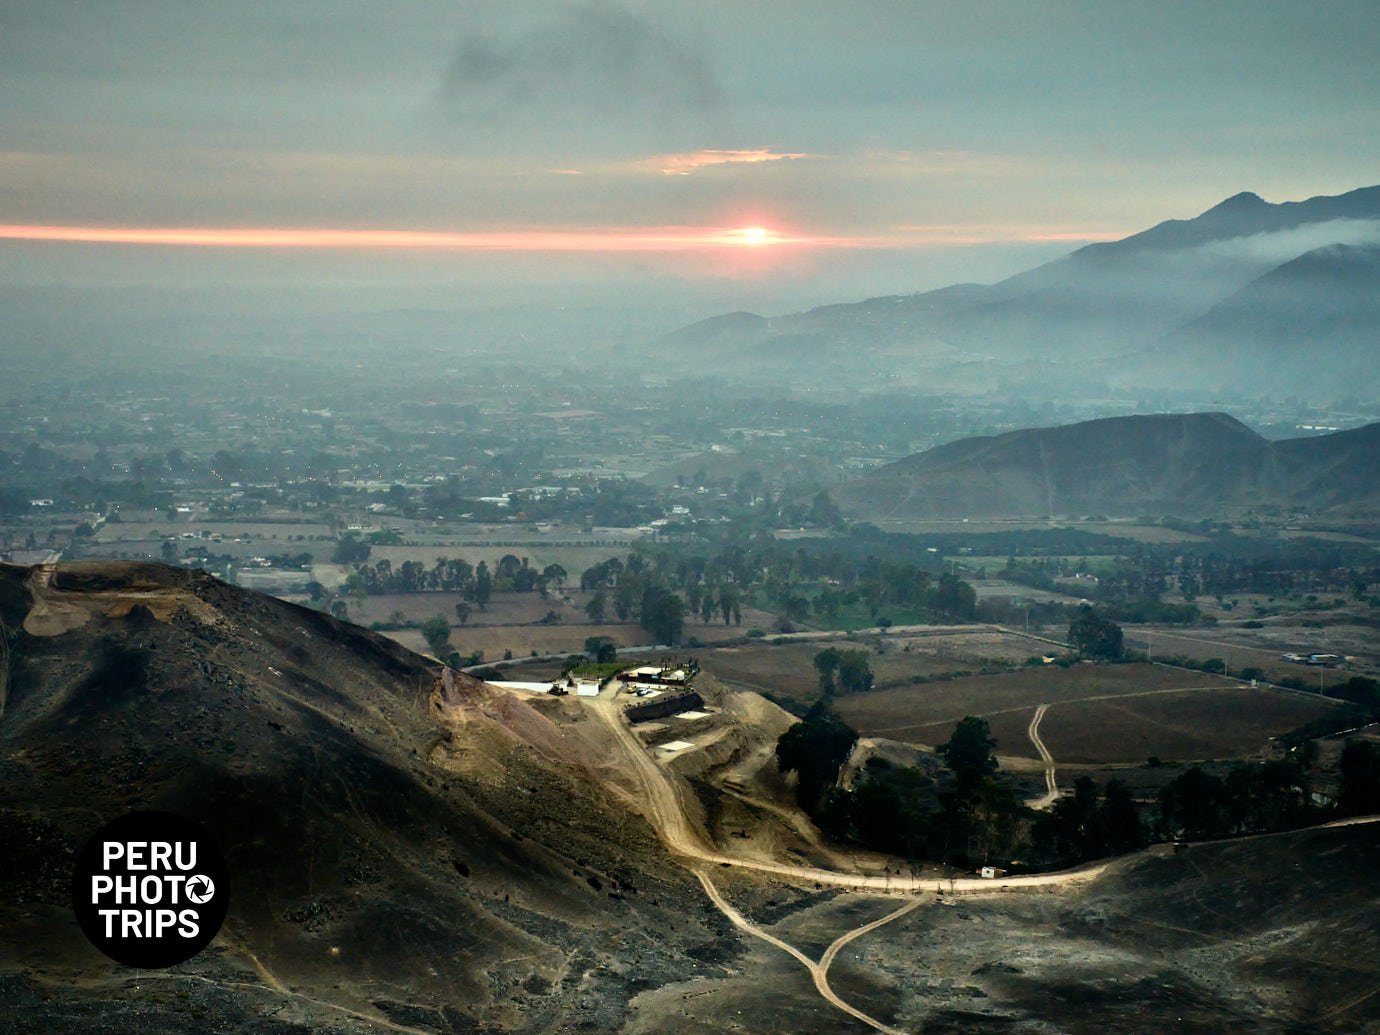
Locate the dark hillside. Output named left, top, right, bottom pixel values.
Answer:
left=0, top=561, right=724, bottom=1033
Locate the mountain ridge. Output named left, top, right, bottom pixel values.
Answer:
left=834, top=412, right=1380, bottom=521
left=655, top=184, right=1380, bottom=396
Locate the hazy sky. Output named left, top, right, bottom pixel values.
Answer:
left=1, top=1, right=1377, bottom=314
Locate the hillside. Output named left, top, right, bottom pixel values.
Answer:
left=3, top=561, right=1379, bottom=1031
left=0, top=561, right=722, bottom=1032
left=834, top=413, right=1380, bottom=521
left=1148, top=243, right=1380, bottom=393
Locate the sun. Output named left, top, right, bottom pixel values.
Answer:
left=735, top=225, right=772, bottom=246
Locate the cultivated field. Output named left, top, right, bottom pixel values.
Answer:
left=373, top=591, right=777, bottom=662
left=1036, top=687, right=1342, bottom=764
left=688, top=631, right=1046, bottom=711
left=833, top=662, right=1215, bottom=741
left=1129, top=623, right=1380, bottom=682
left=829, top=661, right=1339, bottom=764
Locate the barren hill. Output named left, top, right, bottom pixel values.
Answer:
left=0, top=560, right=724, bottom=1033
left=834, top=413, right=1380, bottom=521
left=3, top=561, right=1379, bottom=1031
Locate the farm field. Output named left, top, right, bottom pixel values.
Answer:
left=832, top=663, right=1226, bottom=744
left=349, top=590, right=575, bottom=627
left=1129, top=623, right=1380, bottom=682
left=688, top=631, right=1044, bottom=711
left=832, top=662, right=1340, bottom=765
left=384, top=610, right=769, bottom=662
left=1036, top=687, right=1342, bottom=764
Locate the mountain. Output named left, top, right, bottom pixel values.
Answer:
left=1146, top=243, right=1380, bottom=393
left=833, top=413, right=1380, bottom=521
left=654, top=185, right=1380, bottom=396
left=0, top=561, right=721, bottom=1032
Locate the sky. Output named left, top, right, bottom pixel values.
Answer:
left=1, top=1, right=1377, bottom=322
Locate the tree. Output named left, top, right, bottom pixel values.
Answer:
left=330, top=600, right=348, bottom=620
left=583, top=636, right=616, bottom=663
left=454, top=601, right=472, bottom=627
left=937, top=716, right=997, bottom=789
left=719, top=585, right=737, bottom=626
left=814, top=647, right=841, bottom=694
left=1100, top=779, right=1147, bottom=854
left=344, top=570, right=367, bottom=606
left=470, top=561, right=492, bottom=609
left=331, top=533, right=371, bottom=565
left=584, top=591, right=606, bottom=623
left=640, top=585, right=685, bottom=645
left=1068, top=604, right=1123, bottom=659
left=776, top=701, right=859, bottom=813
left=1339, top=741, right=1380, bottom=815
left=836, top=649, right=874, bottom=694
left=421, top=615, right=452, bottom=655
left=1158, top=767, right=1229, bottom=840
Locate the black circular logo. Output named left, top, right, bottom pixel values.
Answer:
left=71, top=811, right=229, bottom=968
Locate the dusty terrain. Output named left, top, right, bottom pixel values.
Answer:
left=2, top=561, right=1377, bottom=1033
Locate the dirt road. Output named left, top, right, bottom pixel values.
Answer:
left=695, top=868, right=918, bottom=1035
left=1026, top=703, right=1058, bottom=809
left=586, top=692, right=1110, bottom=894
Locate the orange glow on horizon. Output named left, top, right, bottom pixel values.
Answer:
left=0, top=222, right=1128, bottom=254
left=0, top=222, right=841, bottom=253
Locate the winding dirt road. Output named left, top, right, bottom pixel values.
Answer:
left=587, top=692, right=1109, bottom=894
left=1026, top=703, right=1059, bottom=809
left=695, top=867, right=920, bottom=1035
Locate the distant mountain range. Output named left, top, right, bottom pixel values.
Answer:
left=658, top=185, right=1380, bottom=396
left=832, top=412, right=1380, bottom=521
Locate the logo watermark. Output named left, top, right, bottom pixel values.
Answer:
left=71, top=811, right=229, bottom=968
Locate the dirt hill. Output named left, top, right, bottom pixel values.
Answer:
left=0, top=560, right=726, bottom=1033
left=834, top=412, right=1380, bottom=521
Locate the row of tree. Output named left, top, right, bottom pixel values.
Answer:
left=341, top=553, right=571, bottom=603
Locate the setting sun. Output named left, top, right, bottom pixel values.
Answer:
left=736, top=225, right=771, bottom=246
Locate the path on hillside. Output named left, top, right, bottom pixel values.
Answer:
left=586, top=692, right=1110, bottom=896
left=583, top=687, right=1108, bottom=1030
left=695, top=868, right=920, bottom=1035
left=521, top=682, right=1380, bottom=1031
left=1027, top=703, right=1059, bottom=809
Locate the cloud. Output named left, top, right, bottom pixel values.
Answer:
left=440, top=4, right=722, bottom=128
left=640, top=148, right=816, bottom=176
left=1199, top=218, right=1380, bottom=263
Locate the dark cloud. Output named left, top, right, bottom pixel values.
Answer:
left=440, top=4, right=723, bottom=129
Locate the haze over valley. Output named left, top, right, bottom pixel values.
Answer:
left=3, top=3, right=1380, bottom=1032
